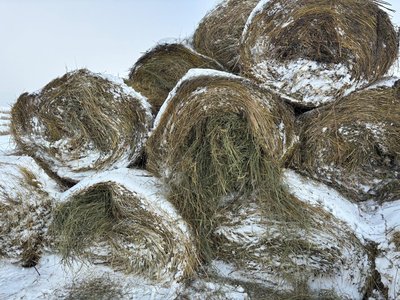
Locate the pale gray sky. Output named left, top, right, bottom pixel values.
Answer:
left=0, top=0, right=219, bottom=106
left=0, top=0, right=398, bottom=107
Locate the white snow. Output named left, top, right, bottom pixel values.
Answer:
left=153, top=68, right=244, bottom=129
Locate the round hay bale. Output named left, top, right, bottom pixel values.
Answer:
left=50, top=168, right=198, bottom=282
left=11, top=69, right=152, bottom=182
left=0, top=156, right=59, bottom=267
left=291, top=80, right=400, bottom=202
left=192, top=0, right=259, bottom=73
left=126, top=43, right=224, bottom=115
left=240, top=0, right=399, bottom=108
left=146, top=69, right=299, bottom=260
left=213, top=196, right=371, bottom=299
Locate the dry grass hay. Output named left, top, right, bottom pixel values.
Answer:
left=126, top=43, right=224, bottom=114
left=240, top=0, right=399, bottom=108
left=291, top=81, right=400, bottom=202
left=146, top=69, right=300, bottom=260
left=50, top=169, right=198, bottom=282
left=213, top=196, right=371, bottom=299
left=192, top=0, right=259, bottom=73
left=62, top=276, right=125, bottom=300
left=0, top=156, right=59, bottom=267
left=11, top=69, right=152, bottom=182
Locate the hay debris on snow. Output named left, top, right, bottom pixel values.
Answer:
left=213, top=196, right=371, bottom=299
left=11, top=69, right=152, bottom=182
left=0, top=156, right=60, bottom=267
left=240, top=0, right=399, bottom=108
left=291, top=81, right=400, bottom=202
left=146, top=69, right=301, bottom=260
left=126, top=43, right=224, bottom=115
left=192, top=0, right=259, bottom=73
left=50, top=168, right=198, bottom=283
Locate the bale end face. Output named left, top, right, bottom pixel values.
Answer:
left=240, top=0, right=399, bottom=107
left=11, top=69, right=152, bottom=182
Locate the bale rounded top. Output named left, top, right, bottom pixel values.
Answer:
left=126, top=43, right=224, bottom=115
left=240, top=0, right=399, bottom=107
left=52, top=168, right=198, bottom=282
left=192, top=0, right=259, bottom=73
left=147, top=68, right=298, bottom=177
left=292, top=80, right=400, bottom=201
left=11, top=69, right=153, bottom=182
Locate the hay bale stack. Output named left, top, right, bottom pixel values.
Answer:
left=11, top=69, right=152, bottom=182
left=50, top=168, right=198, bottom=282
left=292, top=81, right=400, bottom=202
left=240, top=0, right=399, bottom=108
left=0, top=156, right=59, bottom=267
left=126, top=43, right=224, bottom=114
left=146, top=69, right=299, bottom=259
left=213, top=196, right=371, bottom=299
left=192, top=0, right=259, bottom=73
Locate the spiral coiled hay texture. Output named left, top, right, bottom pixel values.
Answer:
left=292, top=81, right=400, bottom=202
left=0, top=156, right=59, bottom=267
left=240, top=0, right=399, bottom=108
left=50, top=169, right=198, bottom=283
left=193, top=0, right=259, bottom=73
left=126, top=43, right=224, bottom=114
left=213, top=196, right=371, bottom=299
left=11, top=69, right=152, bottom=182
left=146, top=69, right=300, bottom=260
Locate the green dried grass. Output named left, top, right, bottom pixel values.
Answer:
left=50, top=182, right=197, bottom=280
left=11, top=69, right=151, bottom=182
left=146, top=74, right=302, bottom=260
left=193, top=0, right=259, bottom=73
left=241, top=0, right=398, bottom=83
left=126, top=43, right=224, bottom=114
left=291, top=83, right=400, bottom=201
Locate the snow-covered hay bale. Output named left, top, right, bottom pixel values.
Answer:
left=240, top=0, right=399, bottom=108
left=0, top=156, right=59, bottom=267
left=146, top=69, right=299, bottom=259
left=11, top=69, right=152, bottom=182
left=193, top=0, right=258, bottom=73
left=213, top=197, right=371, bottom=299
left=126, top=43, right=224, bottom=114
left=50, top=169, right=198, bottom=282
left=292, top=81, right=400, bottom=202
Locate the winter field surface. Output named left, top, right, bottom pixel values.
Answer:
left=1, top=0, right=400, bottom=299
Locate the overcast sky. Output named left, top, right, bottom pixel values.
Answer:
left=0, top=0, right=219, bottom=106
left=0, top=0, right=399, bottom=107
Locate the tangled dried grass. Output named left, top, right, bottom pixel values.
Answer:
left=126, top=43, right=224, bottom=114
left=0, top=156, right=57, bottom=267
left=11, top=69, right=152, bottom=182
left=50, top=169, right=198, bottom=282
left=213, top=196, right=371, bottom=299
left=240, top=0, right=399, bottom=107
left=192, top=0, right=259, bottom=73
left=146, top=69, right=301, bottom=260
left=63, top=276, right=125, bottom=300
left=291, top=81, right=400, bottom=202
